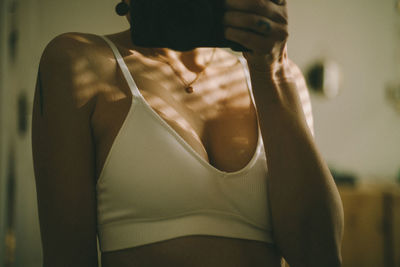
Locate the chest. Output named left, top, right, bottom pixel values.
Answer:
left=91, top=55, right=259, bottom=180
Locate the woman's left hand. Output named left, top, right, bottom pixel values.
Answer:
left=223, top=0, right=289, bottom=71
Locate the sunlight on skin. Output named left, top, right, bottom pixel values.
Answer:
left=91, top=39, right=314, bottom=171
left=74, top=73, right=99, bottom=99
left=226, top=90, right=252, bottom=109
left=71, top=34, right=94, bottom=45
left=71, top=57, right=100, bottom=109
left=140, top=89, right=209, bottom=159
left=230, top=136, right=251, bottom=160
left=144, top=93, right=200, bottom=140
left=302, top=104, right=312, bottom=117
left=117, top=53, right=257, bottom=169
left=140, top=64, right=172, bottom=82
left=108, top=1, right=315, bottom=170
left=232, top=136, right=250, bottom=146
left=290, top=62, right=315, bottom=136
left=297, top=86, right=309, bottom=101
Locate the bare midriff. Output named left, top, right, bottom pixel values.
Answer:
left=101, top=235, right=283, bottom=267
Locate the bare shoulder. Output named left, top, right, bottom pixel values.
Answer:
left=41, top=31, right=116, bottom=68
left=40, top=32, right=109, bottom=64
left=39, top=32, right=117, bottom=108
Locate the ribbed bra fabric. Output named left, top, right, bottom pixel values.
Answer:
left=96, top=35, right=274, bottom=252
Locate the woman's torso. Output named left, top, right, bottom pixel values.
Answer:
left=87, top=31, right=282, bottom=267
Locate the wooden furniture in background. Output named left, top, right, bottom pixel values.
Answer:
left=339, top=183, right=400, bottom=267
left=284, top=183, right=400, bottom=267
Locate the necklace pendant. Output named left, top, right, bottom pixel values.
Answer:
left=185, top=86, right=194, bottom=94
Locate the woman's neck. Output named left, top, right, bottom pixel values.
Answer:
left=118, top=30, right=217, bottom=71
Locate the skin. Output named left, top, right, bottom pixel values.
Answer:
left=223, top=1, right=344, bottom=266
left=32, top=0, right=343, bottom=266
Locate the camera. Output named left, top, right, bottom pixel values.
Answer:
left=129, top=0, right=251, bottom=52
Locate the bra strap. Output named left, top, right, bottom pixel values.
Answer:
left=238, top=56, right=263, bottom=144
left=237, top=56, right=257, bottom=111
left=100, top=35, right=142, bottom=99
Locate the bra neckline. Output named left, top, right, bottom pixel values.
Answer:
left=99, top=35, right=262, bottom=177
left=136, top=93, right=262, bottom=176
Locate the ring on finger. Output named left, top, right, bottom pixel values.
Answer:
left=257, top=19, right=272, bottom=34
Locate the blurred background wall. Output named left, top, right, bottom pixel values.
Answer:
left=0, top=1, right=125, bottom=266
left=289, top=0, right=400, bottom=181
left=1, top=0, right=10, bottom=264
left=0, top=0, right=399, bottom=266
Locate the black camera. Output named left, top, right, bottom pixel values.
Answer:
left=129, top=0, right=251, bottom=52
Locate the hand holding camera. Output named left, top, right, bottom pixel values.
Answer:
left=223, top=0, right=289, bottom=69
left=128, top=0, right=247, bottom=51
left=127, top=0, right=288, bottom=68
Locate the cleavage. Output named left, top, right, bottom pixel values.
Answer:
left=140, top=89, right=210, bottom=163
left=128, top=53, right=258, bottom=172
left=138, top=82, right=259, bottom=173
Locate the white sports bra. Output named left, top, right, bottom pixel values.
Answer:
left=96, top=36, right=274, bottom=252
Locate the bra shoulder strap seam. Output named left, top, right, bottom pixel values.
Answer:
left=99, top=35, right=142, bottom=99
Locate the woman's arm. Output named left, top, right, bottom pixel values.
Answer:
left=249, top=58, right=343, bottom=267
left=32, top=33, right=99, bottom=267
left=223, top=1, right=343, bottom=266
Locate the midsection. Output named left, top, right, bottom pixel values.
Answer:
left=101, top=235, right=283, bottom=267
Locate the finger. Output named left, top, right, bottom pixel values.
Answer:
left=224, top=25, right=288, bottom=52
left=224, top=11, right=275, bottom=36
left=225, top=0, right=287, bottom=24
left=224, top=12, right=287, bottom=40
left=270, top=0, right=286, bottom=6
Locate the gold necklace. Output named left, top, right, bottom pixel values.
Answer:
left=150, top=48, right=217, bottom=94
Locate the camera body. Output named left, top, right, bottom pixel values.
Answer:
left=129, top=0, right=251, bottom=52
